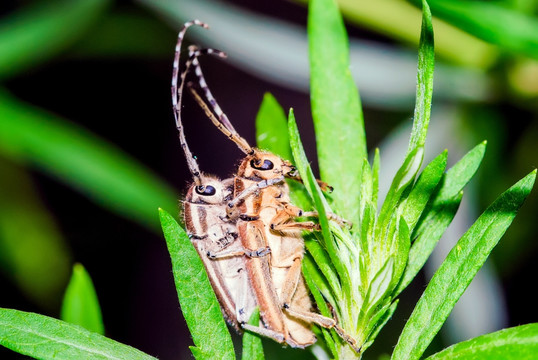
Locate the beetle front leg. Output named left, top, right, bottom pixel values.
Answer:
left=226, top=176, right=285, bottom=219
left=269, top=205, right=320, bottom=232
left=271, top=204, right=352, bottom=230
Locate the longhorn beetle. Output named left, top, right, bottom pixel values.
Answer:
left=172, top=21, right=291, bottom=341
left=185, top=45, right=358, bottom=350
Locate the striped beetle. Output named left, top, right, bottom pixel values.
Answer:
left=185, top=45, right=357, bottom=350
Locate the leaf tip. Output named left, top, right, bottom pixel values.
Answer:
left=288, top=108, right=297, bottom=126
left=72, top=262, right=84, bottom=275
left=263, top=91, right=275, bottom=102
left=475, top=141, right=488, bottom=157
left=526, top=169, right=537, bottom=187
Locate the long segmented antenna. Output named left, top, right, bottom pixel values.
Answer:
left=177, top=46, right=227, bottom=126
left=171, top=20, right=208, bottom=117
left=171, top=21, right=226, bottom=185
left=188, top=83, right=253, bottom=155
left=187, top=48, right=255, bottom=156
left=176, top=47, right=227, bottom=186
left=171, top=20, right=208, bottom=185
left=191, top=55, right=237, bottom=134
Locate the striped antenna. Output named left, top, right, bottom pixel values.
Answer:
left=188, top=83, right=252, bottom=156
left=187, top=48, right=254, bottom=156
left=171, top=20, right=208, bottom=185
left=171, top=20, right=208, bottom=119
left=175, top=47, right=227, bottom=186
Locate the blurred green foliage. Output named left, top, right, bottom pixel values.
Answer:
left=0, top=0, right=537, bottom=358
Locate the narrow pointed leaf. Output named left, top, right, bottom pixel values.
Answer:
left=308, top=0, right=366, bottom=226
left=433, top=141, right=487, bottom=203
left=408, top=0, right=434, bottom=153
left=395, top=141, right=486, bottom=295
left=0, top=308, right=156, bottom=360
left=0, top=90, right=178, bottom=231
left=302, top=260, right=338, bottom=357
left=159, top=209, right=235, bottom=360
left=379, top=147, right=423, bottom=229
left=403, top=150, right=447, bottom=232
left=288, top=110, right=349, bottom=292
left=392, top=170, right=536, bottom=360
left=61, top=264, right=104, bottom=335
left=302, top=251, right=338, bottom=308
left=365, top=300, right=399, bottom=348
left=372, top=148, right=380, bottom=207
left=241, top=309, right=264, bottom=360
left=364, top=258, right=394, bottom=311
left=380, top=0, right=432, bottom=232
left=395, top=191, right=462, bottom=296
left=304, top=239, right=341, bottom=299
left=425, top=323, right=538, bottom=360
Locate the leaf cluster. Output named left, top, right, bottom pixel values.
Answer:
left=0, top=0, right=537, bottom=359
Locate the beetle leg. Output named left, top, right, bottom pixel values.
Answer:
left=207, top=246, right=271, bottom=259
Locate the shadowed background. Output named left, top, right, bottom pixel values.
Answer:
left=0, top=0, right=537, bottom=359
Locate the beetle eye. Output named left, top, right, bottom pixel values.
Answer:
left=251, top=159, right=274, bottom=170
left=195, top=185, right=216, bottom=196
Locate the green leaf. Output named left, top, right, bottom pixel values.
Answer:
left=254, top=93, right=311, bottom=209
left=61, top=264, right=104, bottom=335
left=392, top=170, right=536, bottom=360
left=413, top=0, right=538, bottom=60
left=308, top=0, right=366, bottom=226
left=380, top=0, right=434, bottom=234
left=390, top=217, right=411, bottom=292
left=378, top=146, right=424, bottom=230
left=364, top=300, right=399, bottom=350
left=395, top=141, right=486, bottom=296
left=0, top=158, right=71, bottom=307
left=241, top=309, right=264, bottom=360
left=159, top=209, right=235, bottom=360
left=304, top=239, right=341, bottom=301
left=380, top=0, right=434, bottom=232
left=425, top=323, right=538, bottom=360
left=395, top=191, right=462, bottom=297
left=408, top=0, right=434, bottom=153
left=288, top=110, right=349, bottom=293
left=403, top=150, right=447, bottom=232
left=0, top=89, right=178, bottom=232
left=433, top=141, right=487, bottom=203
left=0, top=308, right=156, bottom=360
left=0, top=0, right=110, bottom=80
left=255, top=92, right=291, bottom=161
left=302, top=257, right=338, bottom=357
left=372, top=148, right=380, bottom=210
left=363, top=258, right=394, bottom=311
left=302, top=250, right=338, bottom=310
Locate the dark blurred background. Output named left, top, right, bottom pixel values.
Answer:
left=0, top=0, right=537, bottom=359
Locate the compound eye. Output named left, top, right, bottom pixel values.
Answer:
left=251, top=159, right=274, bottom=170
left=195, top=185, right=216, bottom=196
